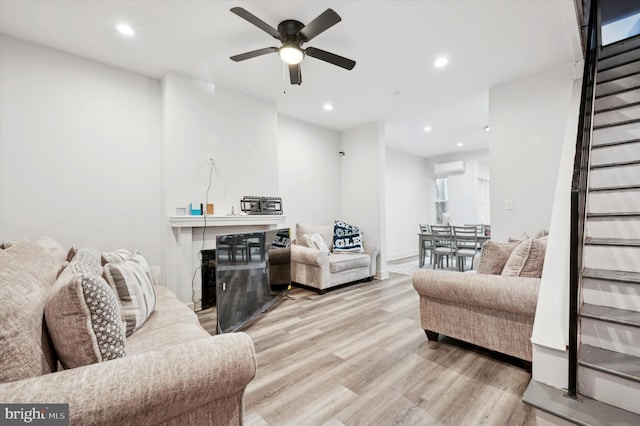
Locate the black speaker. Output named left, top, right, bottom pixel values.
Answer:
left=201, top=249, right=216, bottom=309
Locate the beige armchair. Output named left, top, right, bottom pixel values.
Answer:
left=291, top=224, right=379, bottom=294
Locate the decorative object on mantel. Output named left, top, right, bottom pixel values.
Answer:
left=189, top=202, right=202, bottom=216
left=176, top=207, right=187, bottom=216
left=240, top=196, right=283, bottom=215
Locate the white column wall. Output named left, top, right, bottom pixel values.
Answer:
left=340, top=123, right=388, bottom=278
left=385, top=148, right=431, bottom=260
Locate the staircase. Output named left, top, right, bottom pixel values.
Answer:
left=578, top=34, right=640, bottom=415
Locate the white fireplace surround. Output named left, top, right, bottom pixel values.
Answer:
left=168, top=214, right=287, bottom=308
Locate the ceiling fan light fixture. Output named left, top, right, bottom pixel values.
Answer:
left=278, top=45, right=304, bottom=65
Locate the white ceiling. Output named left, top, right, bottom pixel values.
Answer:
left=0, top=0, right=582, bottom=158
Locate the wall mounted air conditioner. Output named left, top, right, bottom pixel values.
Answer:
left=434, top=161, right=465, bottom=176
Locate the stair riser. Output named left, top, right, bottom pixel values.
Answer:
left=580, top=317, right=640, bottom=357
left=595, top=89, right=640, bottom=111
left=577, top=366, right=640, bottom=415
left=583, top=245, right=640, bottom=272
left=592, top=121, right=640, bottom=146
left=596, top=73, right=640, bottom=97
left=597, top=60, right=640, bottom=83
left=590, top=140, right=640, bottom=165
left=598, top=48, right=640, bottom=72
left=589, top=164, right=640, bottom=187
left=583, top=279, right=640, bottom=311
left=587, top=190, right=640, bottom=214
left=593, top=103, right=640, bottom=126
left=586, top=218, right=640, bottom=239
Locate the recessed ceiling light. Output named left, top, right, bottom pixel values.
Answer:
left=116, top=24, right=135, bottom=37
left=484, top=125, right=491, bottom=132
left=423, top=126, right=432, bottom=132
left=323, top=103, right=334, bottom=111
left=457, top=142, right=464, bottom=147
left=434, top=56, right=449, bottom=68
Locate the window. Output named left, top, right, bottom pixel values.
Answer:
left=435, top=178, right=449, bottom=224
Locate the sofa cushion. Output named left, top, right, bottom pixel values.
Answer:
left=101, top=248, right=133, bottom=265
left=501, top=238, right=546, bottom=278
left=0, top=241, right=62, bottom=382
left=328, top=252, right=370, bottom=273
left=477, top=241, right=520, bottom=275
left=296, top=224, right=334, bottom=251
left=45, top=261, right=126, bottom=369
left=333, top=220, right=364, bottom=253
left=103, top=252, right=157, bottom=337
left=303, top=233, right=330, bottom=254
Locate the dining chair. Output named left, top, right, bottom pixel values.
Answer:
left=419, top=224, right=434, bottom=266
left=453, top=225, right=479, bottom=272
left=464, top=224, right=486, bottom=250
left=430, top=225, right=455, bottom=269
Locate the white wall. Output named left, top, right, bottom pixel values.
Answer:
left=162, top=72, right=279, bottom=217
left=531, top=76, right=582, bottom=389
left=425, top=150, right=491, bottom=227
left=277, top=115, right=341, bottom=235
left=0, top=35, right=163, bottom=265
left=489, top=62, right=577, bottom=241
left=340, top=123, right=387, bottom=278
left=385, top=148, right=430, bottom=260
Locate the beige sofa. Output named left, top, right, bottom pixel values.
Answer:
left=412, top=238, right=545, bottom=363
left=291, top=224, right=379, bottom=294
left=0, top=238, right=257, bottom=425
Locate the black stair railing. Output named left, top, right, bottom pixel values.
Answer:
left=568, top=0, right=600, bottom=399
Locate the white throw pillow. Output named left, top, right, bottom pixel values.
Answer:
left=303, top=233, right=330, bottom=255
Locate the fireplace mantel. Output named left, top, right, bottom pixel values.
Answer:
left=169, top=214, right=287, bottom=228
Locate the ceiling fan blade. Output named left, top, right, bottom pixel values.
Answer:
left=230, top=7, right=281, bottom=39
left=298, top=9, right=341, bottom=42
left=230, top=47, right=278, bottom=62
left=305, top=47, right=356, bottom=70
left=289, top=64, right=302, bottom=85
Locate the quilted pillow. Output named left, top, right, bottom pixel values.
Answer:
left=333, top=220, right=364, bottom=253
left=103, top=252, right=157, bottom=337
left=303, top=233, right=330, bottom=254
left=477, top=241, right=520, bottom=275
left=45, top=261, right=126, bottom=369
left=501, top=238, right=546, bottom=278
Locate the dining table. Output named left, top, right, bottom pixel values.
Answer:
left=418, top=232, right=491, bottom=268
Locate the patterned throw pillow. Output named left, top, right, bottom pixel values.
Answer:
left=501, top=238, right=547, bottom=278
left=103, top=252, right=157, bottom=337
left=101, top=248, right=133, bottom=265
left=303, top=233, right=330, bottom=254
left=333, top=220, right=364, bottom=253
left=45, top=261, right=126, bottom=369
left=477, top=241, right=520, bottom=275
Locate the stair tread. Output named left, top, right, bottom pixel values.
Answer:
left=523, top=380, right=640, bottom=426
left=590, top=159, right=640, bottom=169
left=583, top=268, right=640, bottom=284
left=592, top=138, right=640, bottom=149
left=600, top=35, right=640, bottom=60
left=588, top=212, right=640, bottom=219
left=589, top=184, right=640, bottom=192
left=579, top=344, right=640, bottom=383
left=592, top=117, right=640, bottom=129
left=594, top=100, right=640, bottom=114
left=581, top=303, right=640, bottom=327
left=597, top=70, right=640, bottom=85
left=585, top=237, right=640, bottom=247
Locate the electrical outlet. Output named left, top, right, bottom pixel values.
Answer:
left=208, top=153, right=214, bottom=165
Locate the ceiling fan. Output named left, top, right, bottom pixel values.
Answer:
left=229, top=7, right=356, bottom=85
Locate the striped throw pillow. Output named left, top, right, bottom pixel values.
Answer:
left=103, top=252, right=156, bottom=337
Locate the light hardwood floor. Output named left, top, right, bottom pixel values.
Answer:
left=198, top=273, right=536, bottom=426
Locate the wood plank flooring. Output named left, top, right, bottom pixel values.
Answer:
left=197, top=273, right=536, bottom=426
